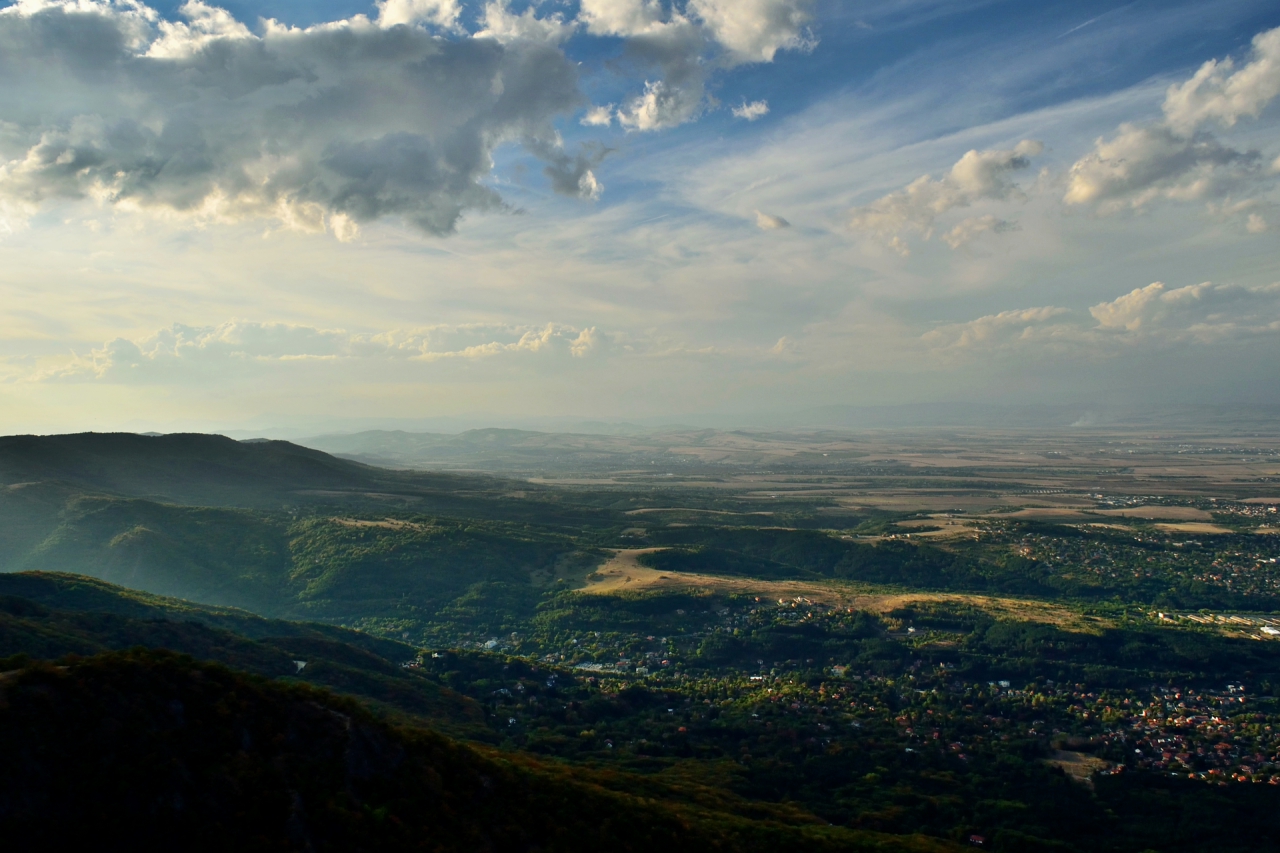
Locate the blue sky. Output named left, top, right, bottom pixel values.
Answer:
left=0, top=0, right=1278, bottom=432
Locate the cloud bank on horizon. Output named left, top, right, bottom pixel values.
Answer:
left=0, top=0, right=1278, bottom=430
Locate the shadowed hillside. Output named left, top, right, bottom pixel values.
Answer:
left=0, top=650, right=950, bottom=853
left=0, top=433, right=627, bottom=526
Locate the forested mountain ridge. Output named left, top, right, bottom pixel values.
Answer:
left=0, top=432, right=478, bottom=508
left=0, top=487, right=593, bottom=616
left=0, top=433, right=611, bottom=614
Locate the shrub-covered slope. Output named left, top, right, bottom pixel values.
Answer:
left=0, top=650, right=952, bottom=853
left=0, top=489, right=588, bottom=618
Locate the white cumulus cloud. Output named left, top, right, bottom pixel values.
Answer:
left=732, top=99, right=770, bottom=120
left=754, top=210, right=789, bottom=229
left=578, top=0, right=668, bottom=37
left=1064, top=123, right=1260, bottom=212
left=618, top=78, right=705, bottom=131
left=924, top=280, right=1280, bottom=355
left=581, top=0, right=811, bottom=133
left=923, top=306, right=1070, bottom=350
left=146, top=0, right=252, bottom=58
left=375, top=0, right=461, bottom=30
left=1162, top=27, right=1280, bottom=135
left=688, top=0, right=814, bottom=64
left=476, top=0, right=574, bottom=44
left=1089, top=281, right=1280, bottom=339
left=580, top=104, right=615, bottom=127
left=849, top=140, right=1042, bottom=255
left=1066, top=26, right=1280, bottom=214
left=941, top=214, right=1015, bottom=249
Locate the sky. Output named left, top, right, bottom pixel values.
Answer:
left=0, top=0, right=1278, bottom=434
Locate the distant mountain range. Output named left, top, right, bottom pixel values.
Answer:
left=190, top=402, right=1280, bottom=443
left=288, top=404, right=1280, bottom=473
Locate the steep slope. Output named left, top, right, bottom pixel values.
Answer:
left=0, top=650, right=952, bottom=853
left=0, top=481, right=72, bottom=559
left=1, top=489, right=585, bottom=620
left=0, top=571, right=353, bottom=643
left=0, top=573, right=483, bottom=728
left=8, top=497, right=295, bottom=610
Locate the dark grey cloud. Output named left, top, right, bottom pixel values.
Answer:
left=0, top=0, right=594, bottom=236
left=525, top=138, right=610, bottom=199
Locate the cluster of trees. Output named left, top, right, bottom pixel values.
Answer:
left=0, top=650, right=917, bottom=852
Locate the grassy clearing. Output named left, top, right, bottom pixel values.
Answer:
left=329, top=517, right=434, bottom=531
left=1153, top=522, right=1234, bottom=534
left=582, top=548, right=1110, bottom=633
left=1094, top=506, right=1213, bottom=521
left=1045, top=750, right=1113, bottom=788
